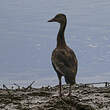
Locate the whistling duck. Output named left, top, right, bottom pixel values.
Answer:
left=48, top=14, right=78, bottom=96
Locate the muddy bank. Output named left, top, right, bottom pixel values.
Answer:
left=0, top=83, right=110, bottom=110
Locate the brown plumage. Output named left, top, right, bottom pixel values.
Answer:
left=48, top=14, right=78, bottom=96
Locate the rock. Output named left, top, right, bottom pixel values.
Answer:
left=76, top=102, right=96, bottom=110
left=0, top=84, right=110, bottom=110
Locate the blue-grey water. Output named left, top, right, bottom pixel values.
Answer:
left=0, top=0, right=110, bottom=88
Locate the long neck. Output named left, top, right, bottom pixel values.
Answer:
left=57, top=21, right=67, bottom=48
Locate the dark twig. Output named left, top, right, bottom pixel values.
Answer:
left=84, top=82, right=110, bottom=87
left=13, top=83, right=20, bottom=90
left=25, top=81, right=35, bottom=90
left=3, top=84, right=11, bottom=95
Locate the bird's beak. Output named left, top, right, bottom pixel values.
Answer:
left=48, top=18, right=55, bottom=22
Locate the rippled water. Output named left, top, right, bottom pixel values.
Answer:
left=0, top=0, right=110, bottom=87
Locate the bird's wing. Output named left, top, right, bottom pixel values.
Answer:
left=69, top=48, right=78, bottom=74
left=52, top=48, right=78, bottom=82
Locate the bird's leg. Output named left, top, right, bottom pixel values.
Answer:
left=59, top=77, right=62, bottom=97
left=68, top=84, right=72, bottom=96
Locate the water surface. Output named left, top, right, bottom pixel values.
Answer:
left=0, top=0, right=110, bottom=87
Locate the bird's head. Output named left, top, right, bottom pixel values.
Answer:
left=48, top=13, right=66, bottom=24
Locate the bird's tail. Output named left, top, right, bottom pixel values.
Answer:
left=64, top=74, right=76, bottom=85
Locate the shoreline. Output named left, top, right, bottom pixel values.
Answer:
left=0, top=83, right=110, bottom=110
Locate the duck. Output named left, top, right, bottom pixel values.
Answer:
left=48, top=14, right=78, bottom=96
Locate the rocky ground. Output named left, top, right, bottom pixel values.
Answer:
left=0, top=82, right=110, bottom=110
